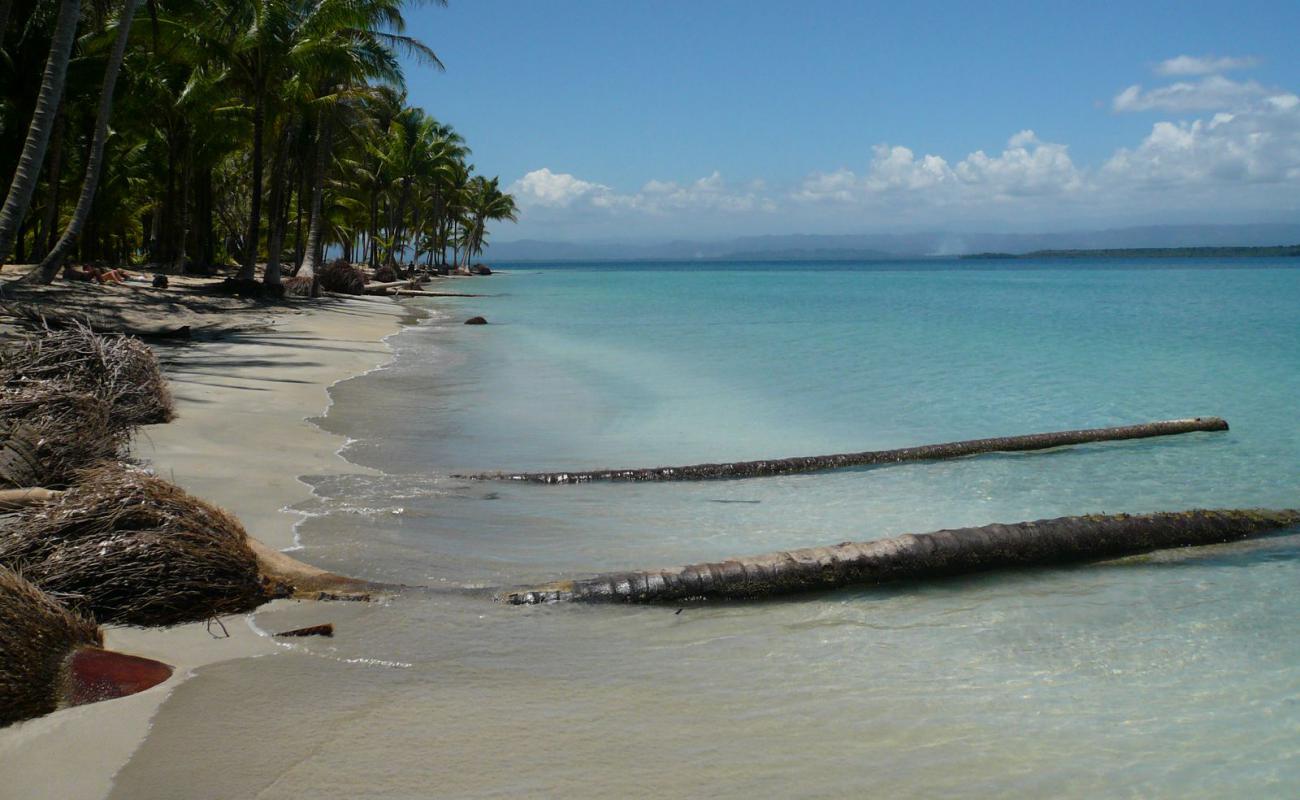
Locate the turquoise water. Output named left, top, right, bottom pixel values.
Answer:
left=121, top=261, right=1300, bottom=798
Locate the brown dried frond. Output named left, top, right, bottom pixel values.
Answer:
left=319, top=259, right=366, bottom=295
left=0, top=382, right=129, bottom=488
left=0, top=322, right=174, bottom=426
left=0, top=567, right=101, bottom=727
left=0, top=464, right=271, bottom=627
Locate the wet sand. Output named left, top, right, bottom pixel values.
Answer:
left=0, top=294, right=413, bottom=799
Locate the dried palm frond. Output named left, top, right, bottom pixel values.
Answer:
left=319, top=259, right=366, bottom=295
left=0, top=464, right=272, bottom=627
left=0, top=567, right=101, bottom=726
left=0, top=323, right=174, bottom=426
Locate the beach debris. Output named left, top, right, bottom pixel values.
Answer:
left=0, top=463, right=273, bottom=627
left=320, top=258, right=367, bottom=295
left=468, top=417, right=1230, bottom=484
left=500, top=508, right=1300, bottom=605
left=0, top=322, right=174, bottom=425
left=0, top=383, right=130, bottom=487
left=0, top=488, right=62, bottom=508
left=464, top=316, right=488, bottom=325
left=274, top=623, right=334, bottom=638
left=316, top=591, right=372, bottom=602
left=372, top=264, right=398, bottom=283
left=0, top=567, right=172, bottom=727
left=283, top=274, right=317, bottom=298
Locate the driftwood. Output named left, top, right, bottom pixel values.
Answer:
left=0, top=487, right=61, bottom=508
left=468, top=417, right=1229, bottom=484
left=274, top=623, right=334, bottom=638
left=500, top=508, right=1300, bottom=604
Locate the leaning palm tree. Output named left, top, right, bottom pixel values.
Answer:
left=0, top=0, right=81, bottom=266
left=459, top=175, right=516, bottom=269
left=23, top=0, right=142, bottom=284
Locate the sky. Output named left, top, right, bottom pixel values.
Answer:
left=399, top=0, right=1300, bottom=242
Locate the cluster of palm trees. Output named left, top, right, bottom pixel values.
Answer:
left=0, top=0, right=516, bottom=286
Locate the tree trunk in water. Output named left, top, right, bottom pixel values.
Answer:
left=32, top=109, right=66, bottom=261
left=0, top=0, right=81, bottom=266
left=297, top=114, right=332, bottom=279
left=468, top=417, right=1231, bottom=484
left=501, top=508, right=1300, bottom=605
left=22, top=0, right=139, bottom=284
left=237, top=92, right=265, bottom=280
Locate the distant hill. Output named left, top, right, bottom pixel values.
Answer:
left=487, top=224, right=1300, bottom=262
left=964, top=245, right=1300, bottom=260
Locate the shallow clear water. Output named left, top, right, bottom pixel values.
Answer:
left=117, top=260, right=1300, bottom=799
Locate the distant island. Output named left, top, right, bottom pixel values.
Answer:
left=962, top=245, right=1300, bottom=260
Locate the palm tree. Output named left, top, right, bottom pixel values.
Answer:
left=0, top=0, right=81, bottom=266
left=459, top=175, right=516, bottom=269
left=23, top=0, right=142, bottom=284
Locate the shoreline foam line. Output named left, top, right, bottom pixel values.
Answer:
left=465, top=417, right=1230, bottom=484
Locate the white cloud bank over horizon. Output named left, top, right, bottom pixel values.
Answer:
left=504, top=57, right=1300, bottom=238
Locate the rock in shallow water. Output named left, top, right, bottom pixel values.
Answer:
left=464, top=316, right=488, bottom=325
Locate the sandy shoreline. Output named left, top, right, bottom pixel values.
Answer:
left=0, top=294, right=417, bottom=799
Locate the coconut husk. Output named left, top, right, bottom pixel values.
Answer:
left=0, top=566, right=101, bottom=727
left=0, top=464, right=273, bottom=627
left=319, top=259, right=366, bottom=295
left=0, top=382, right=129, bottom=488
left=0, top=322, right=174, bottom=426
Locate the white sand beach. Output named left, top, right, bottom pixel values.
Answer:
left=0, top=294, right=413, bottom=800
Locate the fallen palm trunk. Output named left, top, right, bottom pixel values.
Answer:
left=469, top=417, right=1229, bottom=484
left=0, top=567, right=172, bottom=727
left=500, top=508, right=1300, bottom=604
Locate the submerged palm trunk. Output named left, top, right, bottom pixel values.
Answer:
left=501, top=508, right=1300, bottom=605
left=0, top=0, right=81, bottom=265
left=469, top=417, right=1229, bottom=484
left=24, top=0, right=140, bottom=284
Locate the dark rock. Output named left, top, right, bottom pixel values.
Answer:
left=470, top=264, right=492, bottom=275
left=464, top=316, right=488, bottom=325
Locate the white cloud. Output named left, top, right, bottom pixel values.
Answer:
left=1114, top=75, right=1272, bottom=113
left=1155, top=54, right=1260, bottom=77
left=508, top=168, right=609, bottom=208
left=510, top=168, right=773, bottom=216
left=1105, top=93, right=1300, bottom=186
left=794, top=131, right=1081, bottom=204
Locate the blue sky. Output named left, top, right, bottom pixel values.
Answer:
left=400, top=1, right=1300, bottom=241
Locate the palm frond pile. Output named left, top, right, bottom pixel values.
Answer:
left=0, top=323, right=174, bottom=425
left=0, top=465, right=272, bottom=627
left=0, top=567, right=101, bottom=726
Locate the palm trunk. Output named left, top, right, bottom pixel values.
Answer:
left=23, top=0, right=139, bottom=284
left=261, top=123, right=294, bottom=286
left=501, top=508, right=1300, bottom=605
left=32, top=109, right=66, bottom=261
left=468, top=417, right=1230, bottom=484
left=237, top=90, right=265, bottom=280
left=0, top=0, right=14, bottom=42
left=297, top=114, right=332, bottom=279
left=0, top=0, right=81, bottom=266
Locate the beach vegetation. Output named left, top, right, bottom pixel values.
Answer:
left=0, top=0, right=514, bottom=284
